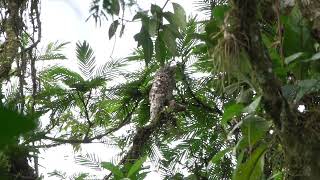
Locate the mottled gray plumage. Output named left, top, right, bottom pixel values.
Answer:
left=149, top=65, right=176, bottom=122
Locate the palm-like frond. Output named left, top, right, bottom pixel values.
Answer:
left=38, top=41, right=69, bottom=60
left=177, top=17, right=199, bottom=62
left=41, top=66, right=85, bottom=86
left=95, top=58, right=127, bottom=80
left=47, top=170, right=67, bottom=179
left=76, top=41, right=96, bottom=79
left=74, top=152, right=102, bottom=171
left=193, top=0, right=213, bottom=17
left=193, top=0, right=228, bottom=18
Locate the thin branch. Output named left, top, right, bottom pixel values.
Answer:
left=181, top=69, right=222, bottom=116
left=28, top=100, right=140, bottom=146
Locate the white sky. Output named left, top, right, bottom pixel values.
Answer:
left=39, top=0, right=196, bottom=179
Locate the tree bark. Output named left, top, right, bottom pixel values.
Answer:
left=0, top=1, right=21, bottom=79
left=296, top=0, right=320, bottom=41
left=228, top=0, right=320, bottom=179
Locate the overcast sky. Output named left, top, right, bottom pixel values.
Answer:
left=39, top=0, right=195, bottom=179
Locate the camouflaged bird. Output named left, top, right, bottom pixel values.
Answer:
left=149, top=65, right=176, bottom=122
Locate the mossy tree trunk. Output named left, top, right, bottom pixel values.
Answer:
left=228, top=0, right=320, bottom=179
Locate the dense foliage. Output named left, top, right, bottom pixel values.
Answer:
left=0, top=0, right=320, bottom=179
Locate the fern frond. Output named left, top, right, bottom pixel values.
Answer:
left=76, top=41, right=96, bottom=79
left=48, top=170, right=67, bottom=179
left=95, top=58, right=127, bottom=80
left=177, top=17, right=199, bottom=62
left=38, top=41, right=69, bottom=60
left=41, top=66, right=85, bottom=86
left=193, top=0, right=212, bottom=17
left=74, top=152, right=102, bottom=171
left=70, top=173, right=90, bottom=180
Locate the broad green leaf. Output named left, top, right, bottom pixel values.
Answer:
left=221, top=103, right=245, bottom=126
left=148, top=18, right=157, bottom=37
left=0, top=106, right=36, bottom=148
left=233, top=144, right=267, bottom=180
left=163, top=26, right=177, bottom=55
left=155, top=32, right=166, bottom=65
left=213, top=5, right=230, bottom=25
left=303, top=52, right=320, bottom=62
left=109, top=20, right=119, bottom=39
left=284, top=52, right=304, bottom=64
left=282, top=6, right=315, bottom=56
left=101, top=162, right=124, bottom=178
left=127, top=156, right=147, bottom=177
left=241, top=115, right=271, bottom=147
left=172, top=3, right=186, bottom=28
left=134, top=29, right=153, bottom=65
left=295, top=79, right=320, bottom=101
left=236, top=88, right=253, bottom=104
left=132, top=11, right=148, bottom=21
left=163, top=12, right=175, bottom=25
left=211, top=147, right=232, bottom=164
left=243, top=96, right=261, bottom=114
left=150, top=4, right=162, bottom=15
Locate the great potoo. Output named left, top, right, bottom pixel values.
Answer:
left=149, top=65, right=176, bottom=122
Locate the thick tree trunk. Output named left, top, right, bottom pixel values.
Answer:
left=0, top=1, right=21, bottom=79
left=229, top=0, right=320, bottom=179
left=296, top=0, right=320, bottom=41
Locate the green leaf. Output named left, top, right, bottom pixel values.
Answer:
left=282, top=6, right=315, bottom=56
left=155, top=33, right=166, bottom=65
left=0, top=106, right=36, bottom=148
left=148, top=18, right=157, bottom=37
left=120, top=24, right=125, bottom=37
left=236, top=88, right=253, bottom=104
left=211, top=147, right=232, bottom=164
left=151, top=4, right=162, bottom=15
left=134, top=29, right=153, bottom=65
left=101, top=162, right=124, bottom=178
left=74, top=173, right=89, bottom=180
left=172, top=3, right=186, bottom=29
left=284, top=52, right=304, bottom=64
left=233, top=144, right=267, bottom=180
left=39, top=41, right=69, bottom=60
left=132, top=11, right=148, bottom=21
left=76, top=41, right=96, bottom=78
left=303, top=52, right=320, bottom=62
left=163, top=12, right=175, bottom=24
left=127, top=156, right=147, bottom=177
left=213, top=5, right=230, bottom=25
left=109, top=20, right=119, bottom=39
left=241, top=115, right=271, bottom=147
left=103, top=0, right=120, bottom=15
left=163, top=26, right=177, bottom=56
left=41, top=66, right=85, bottom=85
left=243, top=96, right=261, bottom=114
left=267, top=172, right=283, bottom=180
left=295, top=79, right=320, bottom=101
left=222, top=103, right=245, bottom=126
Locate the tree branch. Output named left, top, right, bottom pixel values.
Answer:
left=181, top=70, right=222, bottom=116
